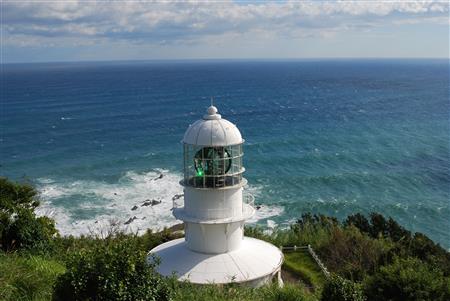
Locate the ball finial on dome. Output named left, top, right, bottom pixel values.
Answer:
left=203, top=105, right=221, bottom=120
left=207, top=106, right=218, bottom=115
left=184, top=105, right=242, bottom=146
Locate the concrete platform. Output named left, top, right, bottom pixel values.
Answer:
left=149, top=236, right=283, bottom=286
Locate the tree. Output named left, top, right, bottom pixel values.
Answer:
left=344, top=213, right=371, bottom=234
left=0, top=177, right=57, bottom=252
left=0, top=178, right=40, bottom=212
left=364, top=257, right=450, bottom=301
left=347, top=213, right=411, bottom=243
left=368, top=213, right=389, bottom=239
left=385, top=217, right=410, bottom=242
left=319, top=226, right=391, bottom=281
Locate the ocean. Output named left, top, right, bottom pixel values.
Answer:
left=1, top=59, right=449, bottom=248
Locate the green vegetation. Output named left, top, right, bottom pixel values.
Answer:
left=170, top=282, right=315, bottom=301
left=0, top=253, right=65, bottom=301
left=1, top=177, right=449, bottom=301
left=53, top=236, right=170, bottom=301
left=283, top=250, right=326, bottom=289
left=321, top=274, right=365, bottom=301
left=0, top=178, right=57, bottom=253
left=363, top=257, right=450, bottom=301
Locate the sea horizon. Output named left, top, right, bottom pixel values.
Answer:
left=3, top=57, right=449, bottom=66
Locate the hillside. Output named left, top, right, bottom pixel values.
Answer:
left=1, top=178, right=449, bottom=300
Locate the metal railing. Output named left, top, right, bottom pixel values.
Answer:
left=307, top=244, right=330, bottom=277
left=243, top=193, right=255, bottom=207
left=280, top=244, right=330, bottom=278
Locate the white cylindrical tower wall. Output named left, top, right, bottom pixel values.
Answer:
left=185, top=221, right=244, bottom=253
left=183, top=186, right=243, bottom=220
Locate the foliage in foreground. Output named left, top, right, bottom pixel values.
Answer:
left=0, top=178, right=57, bottom=252
left=363, top=257, right=450, bottom=301
left=53, top=236, right=171, bottom=301
left=321, top=274, right=366, bottom=301
left=0, top=253, right=65, bottom=301
left=170, top=281, right=316, bottom=301
left=246, top=212, right=450, bottom=300
left=344, top=212, right=450, bottom=276
left=1, top=178, right=450, bottom=301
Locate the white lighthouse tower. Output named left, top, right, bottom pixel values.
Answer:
left=150, top=105, right=283, bottom=286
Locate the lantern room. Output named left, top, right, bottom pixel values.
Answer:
left=182, top=105, right=245, bottom=188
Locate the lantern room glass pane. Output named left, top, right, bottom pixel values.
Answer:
left=183, top=143, right=244, bottom=188
left=194, top=147, right=231, bottom=176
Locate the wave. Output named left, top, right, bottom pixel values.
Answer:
left=35, top=170, right=283, bottom=237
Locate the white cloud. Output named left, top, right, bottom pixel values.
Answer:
left=2, top=0, right=448, bottom=48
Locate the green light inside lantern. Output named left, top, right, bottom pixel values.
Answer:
left=194, top=147, right=231, bottom=177
left=196, top=169, right=204, bottom=177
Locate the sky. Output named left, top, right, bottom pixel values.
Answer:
left=1, top=0, right=449, bottom=63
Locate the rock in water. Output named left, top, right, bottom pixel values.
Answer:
left=131, top=205, right=138, bottom=211
left=141, top=199, right=152, bottom=207
left=142, top=199, right=162, bottom=206
left=151, top=199, right=162, bottom=206
left=124, top=216, right=137, bottom=225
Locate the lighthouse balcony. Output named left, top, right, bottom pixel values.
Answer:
left=172, top=194, right=255, bottom=224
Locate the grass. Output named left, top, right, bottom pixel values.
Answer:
left=0, top=251, right=319, bottom=301
left=0, top=249, right=320, bottom=301
left=0, top=253, right=65, bottom=301
left=282, top=250, right=326, bottom=291
left=171, top=281, right=318, bottom=301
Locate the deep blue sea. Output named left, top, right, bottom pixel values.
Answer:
left=1, top=60, right=449, bottom=248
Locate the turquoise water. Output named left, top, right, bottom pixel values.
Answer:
left=1, top=60, right=449, bottom=247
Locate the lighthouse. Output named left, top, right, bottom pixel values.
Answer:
left=150, top=105, right=283, bottom=286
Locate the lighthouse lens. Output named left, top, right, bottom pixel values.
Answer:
left=194, top=147, right=231, bottom=176
left=196, top=168, right=204, bottom=177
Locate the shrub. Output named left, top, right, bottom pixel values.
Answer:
left=139, top=227, right=182, bottom=251
left=405, top=232, right=450, bottom=275
left=318, top=226, right=391, bottom=281
left=51, top=227, right=175, bottom=263
left=321, top=274, right=366, bottom=301
left=0, top=178, right=57, bottom=252
left=2, top=209, right=57, bottom=252
left=53, top=236, right=170, bottom=301
left=255, top=213, right=335, bottom=249
left=363, top=257, right=450, bottom=301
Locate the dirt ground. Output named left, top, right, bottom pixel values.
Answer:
left=281, top=267, right=314, bottom=292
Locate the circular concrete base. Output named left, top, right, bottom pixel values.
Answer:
left=149, top=237, right=283, bottom=286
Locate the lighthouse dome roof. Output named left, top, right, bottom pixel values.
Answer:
left=182, top=106, right=243, bottom=146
